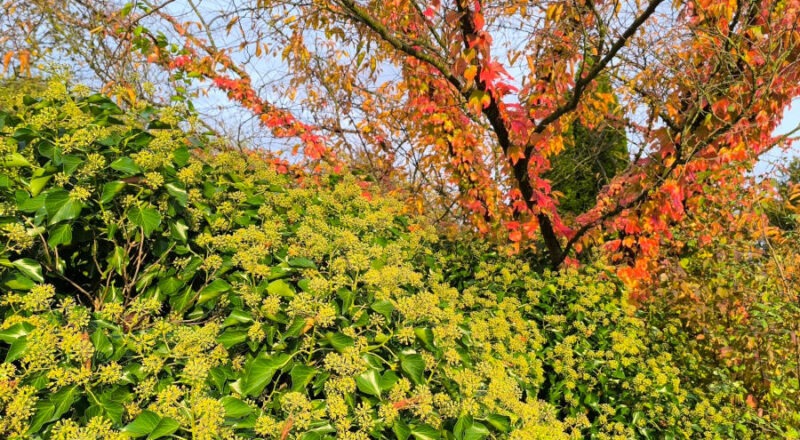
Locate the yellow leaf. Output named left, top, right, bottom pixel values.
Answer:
left=546, top=3, right=563, bottom=21
left=464, top=65, right=477, bottom=82
left=226, top=16, right=240, bottom=33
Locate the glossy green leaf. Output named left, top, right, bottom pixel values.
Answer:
left=29, top=175, right=52, bottom=196
left=5, top=338, right=28, bottom=362
left=100, top=181, right=126, bottom=204
left=371, top=300, right=394, bottom=321
left=127, top=206, right=161, bottom=236
left=242, top=353, right=292, bottom=397
left=2, top=152, right=32, bottom=167
left=288, top=257, right=316, bottom=269
left=169, top=219, right=189, bottom=242
left=400, top=353, right=426, bottom=385
left=290, top=364, right=318, bottom=392
left=45, top=189, right=83, bottom=224
left=267, top=279, right=294, bottom=298
left=122, top=411, right=161, bottom=437
left=149, top=417, right=180, bottom=439
left=393, top=420, right=412, bottom=440
left=356, top=369, right=383, bottom=397
left=12, top=258, right=44, bottom=283
left=110, top=157, right=141, bottom=175
left=0, top=322, right=34, bottom=343
left=411, top=424, right=440, bottom=440
left=216, top=329, right=247, bottom=349
left=165, top=182, right=188, bottom=207
left=47, top=223, right=73, bottom=247
left=197, top=278, right=231, bottom=305
left=327, top=332, right=354, bottom=351
left=221, top=396, right=253, bottom=418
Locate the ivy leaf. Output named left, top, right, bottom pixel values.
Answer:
left=122, top=411, right=160, bottom=437
left=27, top=401, right=55, bottom=434
left=371, top=300, right=394, bottom=321
left=165, top=182, right=188, bottom=207
left=393, top=420, right=412, bottom=440
left=61, top=155, right=84, bottom=175
left=380, top=370, right=400, bottom=391
left=414, top=327, right=435, bottom=351
left=5, top=338, right=28, bottom=362
left=50, top=386, right=80, bottom=421
left=197, top=279, right=231, bottom=305
left=173, top=146, right=190, bottom=166
left=18, top=192, right=46, bottom=213
left=3, top=273, right=36, bottom=290
left=356, top=369, right=383, bottom=397
left=45, top=189, right=83, bottom=224
left=91, top=329, right=114, bottom=360
left=283, top=317, right=307, bottom=339
left=400, top=352, right=426, bottom=384
left=97, top=133, right=122, bottom=146
left=2, top=152, right=32, bottom=167
left=216, top=329, right=247, bottom=349
left=47, top=223, right=73, bottom=247
left=267, top=279, right=295, bottom=298
left=288, top=257, right=316, bottom=269
left=221, top=396, right=253, bottom=418
left=127, top=206, right=162, bottom=236
left=157, top=276, right=183, bottom=296
left=29, top=175, right=52, bottom=196
left=149, top=417, right=180, bottom=439
left=110, top=157, right=141, bottom=175
left=169, top=219, right=189, bottom=242
left=107, top=246, right=129, bottom=275
left=290, top=364, right=318, bottom=392
left=411, top=424, right=440, bottom=440
left=327, top=332, right=354, bottom=351
left=242, top=353, right=292, bottom=397
left=222, top=309, right=254, bottom=328
left=485, top=414, right=511, bottom=432
left=97, top=396, right=125, bottom=425
left=0, top=322, right=34, bottom=343
left=12, top=258, right=44, bottom=283
left=454, top=416, right=489, bottom=440
left=100, top=181, right=126, bottom=204
left=122, top=411, right=161, bottom=437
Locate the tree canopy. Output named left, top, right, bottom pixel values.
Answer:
left=3, top=0, right=799, bottom=271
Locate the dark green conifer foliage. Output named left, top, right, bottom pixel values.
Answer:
left=546, top=77, right=628, bottom=215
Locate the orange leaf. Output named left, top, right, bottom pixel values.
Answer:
left=2, top=51, right=14, bottom=74
left=472, top=12, right=485, bottom=31
left=18, top=50, right=30, bottom=76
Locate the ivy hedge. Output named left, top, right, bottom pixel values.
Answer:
left=0, top=82, right=758, bottom=439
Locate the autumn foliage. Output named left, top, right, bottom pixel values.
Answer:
left=3, top=0, right=800, bottom=436
left=3, top=0, right=798, bottom=272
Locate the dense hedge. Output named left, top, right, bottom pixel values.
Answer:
left=0, top=82, right=755, bottom=439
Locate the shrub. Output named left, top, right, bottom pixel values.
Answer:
left=0, top=81, right=760, bottom=439
left=646, top=200, right=800, bottom=436
left=0, top=81, right=571, bottom=439
left=437, top=244, right=758, bottom=439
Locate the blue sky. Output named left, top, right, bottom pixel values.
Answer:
left=755, top=98, right=800, bottom=176
left=777, top=99, right=800, bottom=136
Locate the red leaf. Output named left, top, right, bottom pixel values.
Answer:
left=473, top=12, right=485, bottom=31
